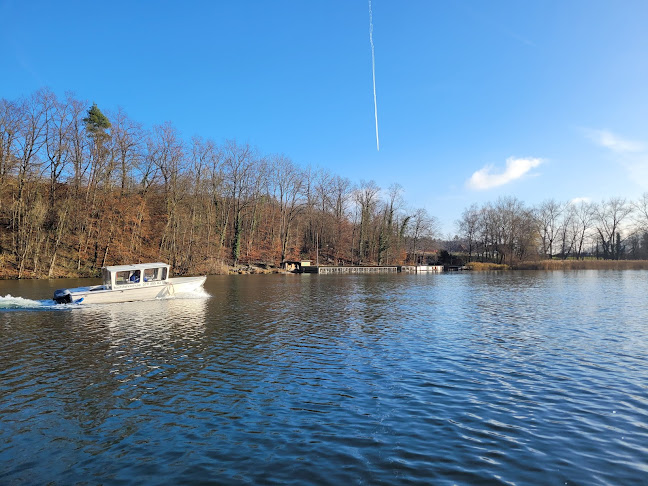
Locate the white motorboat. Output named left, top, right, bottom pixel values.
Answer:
left=53, top=262, right=207, bottom=305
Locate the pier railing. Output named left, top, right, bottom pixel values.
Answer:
left=305, top=266, right=399, bottom=274
left=302, top=265, right=461, bottom=274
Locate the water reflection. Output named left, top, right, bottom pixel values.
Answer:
left=46, top=297, right=210, bottom=434
left=71, top=295, right=209, bottom=336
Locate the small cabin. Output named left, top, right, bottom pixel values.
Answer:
left=102, top=263, right=170, bottom=289
left=281, top=260, right=312, bottom=273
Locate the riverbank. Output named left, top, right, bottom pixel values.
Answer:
left=0, top=259, right=285, bottom=280
left=468, top=260, right=648, bottom=271
left=2, top=259, right=648, bottom=279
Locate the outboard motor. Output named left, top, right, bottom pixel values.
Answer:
left=53, top=289, right=72, bottom=304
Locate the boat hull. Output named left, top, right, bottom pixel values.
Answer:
left=60, top=276, right=207, bottom=305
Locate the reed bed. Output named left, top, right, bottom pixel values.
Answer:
left=466, top=260, right=648, bottom=271
left=513, top=260, right=648, bottom=270
left=466, top=262, right=510, bottom=271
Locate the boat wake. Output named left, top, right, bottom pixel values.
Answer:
left=0, top=295, right=58, bottom=310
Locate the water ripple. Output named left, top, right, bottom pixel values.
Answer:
left=1, top=271, right=648, bottom=484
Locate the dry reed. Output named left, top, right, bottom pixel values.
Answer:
left=466, top=262, right=510, bottom=271
left=466, top=260, right=648, bottom=271
left=512, top=260, right=648, bottom=270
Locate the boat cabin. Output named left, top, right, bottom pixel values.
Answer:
left=102, top=263, right=170, bottom=290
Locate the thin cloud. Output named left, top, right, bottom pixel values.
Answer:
left=570, top=197, right=591, bottom=205
left=584, top=129, right=644, bottom=153
left=584, top=128, right=648, bottom=188
left=467, top=157, right=543, bottom=190
left=621, top=157, right=648, bottom=188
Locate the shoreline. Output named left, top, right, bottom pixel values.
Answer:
left=2, top=260, right=648, bottom=280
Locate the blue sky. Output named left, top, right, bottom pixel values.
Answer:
left=2, top=0, right=647, bottom=234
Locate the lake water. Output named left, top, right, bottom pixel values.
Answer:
left=1, top=271, right=647, bottom=485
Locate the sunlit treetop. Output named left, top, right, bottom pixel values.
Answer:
left=83, top=103, right=111, bottom=138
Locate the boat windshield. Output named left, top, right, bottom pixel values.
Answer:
left=144, top=267, right=167, bottom=282
left=104, top=264, right=169, bottom=288
left=115, top=271, right=137, bottom=285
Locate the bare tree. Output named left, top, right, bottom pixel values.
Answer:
left=41, top=91, right=77, bottom=276
left=0, top=98, right=20, bottom=198
left=269, top=154, right=304, bottom=263
left=407, top=208, right=438, bottom=264
left=0, top=98, right=21, bottom=255
left=535, top=199, right=564, bottom=259
left=310, top=169, right=333, bottom=261
left=149, top=122, right=186, bottom=267
left=180, top=136, right=217, bottom=269
left=557, top=204, right=576, bottom=259
left=111, top=107, right=145, bottom=196
left=594, top=198, right=633, bottom=259
left=481, top=197, right=537, bottom=265
left=13, top=91, right=47, bottom=209
left=67, top=96, right=89, bottom=197
left=497, top=197, right=526, bottom=264
left=568, top=200, right=595, bottom=259
left=43, top=90, right=74, bottom=205
left=354, top=180, right=381, bottom=263
left=222, top=140, right=262, bottom=265
left=378, top=183, right=404, bottom=264
left=457, top=203, right=480, bottom=262
left=12, top=90, right=48, bottom=276
left=633, top=192, right=648, bottom=233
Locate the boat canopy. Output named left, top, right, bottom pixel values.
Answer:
left=103, top=263, right=170, bottom=273
left=102, top=263, right=170, bottom=288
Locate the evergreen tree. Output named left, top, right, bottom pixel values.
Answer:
left=83, top=103, right=111, bottom=137
left=83, top=103, right=111, bottom=154
left=615, top=232, right=624, bottom=260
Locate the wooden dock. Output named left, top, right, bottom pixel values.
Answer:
left=301, top=264, right=467, bottom=274
left=400, top=265, right=444, bottom=273
left=304, top=265, right=399, bottom=274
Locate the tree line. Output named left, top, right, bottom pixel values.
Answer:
left=0, top=89, right=440, bottom=278
left=2, top=89, right=647, bottom=279
left=456, top=195, right=648, bottom=264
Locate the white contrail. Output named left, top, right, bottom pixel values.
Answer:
left=368, top=0, right=379, bottom=151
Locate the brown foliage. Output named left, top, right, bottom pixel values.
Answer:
left=1, top=90, right=423, bottom=278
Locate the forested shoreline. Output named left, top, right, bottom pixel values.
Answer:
left=1, top=89, right=648, bottom=279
